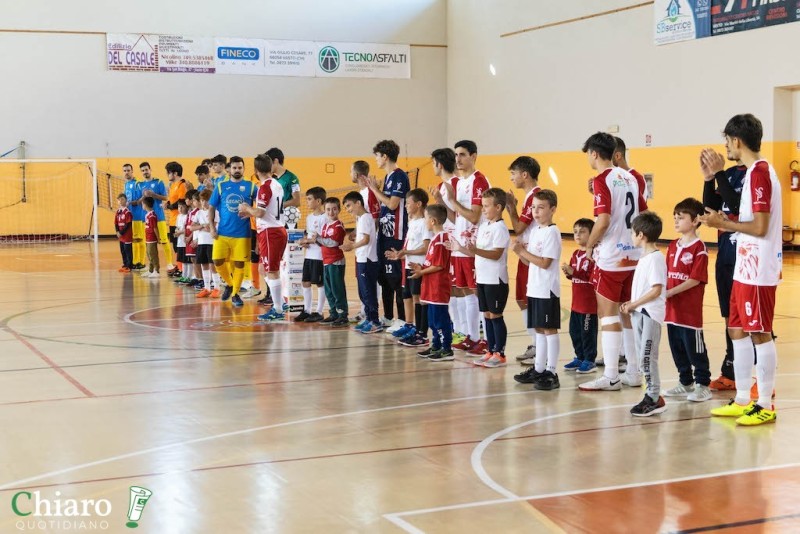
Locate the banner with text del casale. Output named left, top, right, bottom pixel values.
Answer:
left=107, top=34, right=214, bottom=73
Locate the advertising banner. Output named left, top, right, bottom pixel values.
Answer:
left=315, top=42, right=411, bottom=79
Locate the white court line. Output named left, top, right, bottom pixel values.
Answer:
left=384, top=398, right=800, bottom=533
left=0, top=388, right=540, bottom=490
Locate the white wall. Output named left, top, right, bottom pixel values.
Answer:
left=447, top=0, right=800, bottom=152
left=0, top=0, right=447, bottom=158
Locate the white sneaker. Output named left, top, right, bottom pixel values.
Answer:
left=516, top=345, right=536, bottom=361
left=664, top=383, right=695, bottom=397
left=147, top=272, right=160, bottom=279
left=386, top=319, right=406, bottom=333
left=379, top=316, right=394, bottom=328
left=520, top=356, right=536, bottom=367
left=686, top=384, right=712, bottom=402
left=620, top=372, right=642, bottom=387
left=579, top=375, right=622, bottom=391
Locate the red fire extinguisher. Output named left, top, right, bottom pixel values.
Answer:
left=792, top=160, right=800, bottom=191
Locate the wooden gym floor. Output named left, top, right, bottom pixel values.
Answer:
left=0, top=240, right=798, bottom=533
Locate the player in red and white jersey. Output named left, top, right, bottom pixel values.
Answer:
left=446, top=140, right=491, bottom=354
left=351, top=160, right=380, bottom=222
left=505, top=156, right=542, bottom=363
left=701, top=114, right=782, bottom=425
left=579, top=133, right=648, bottom=392
left=613, top=137, right=650, bottom=205
left=238, top=154, right=288, bottom=320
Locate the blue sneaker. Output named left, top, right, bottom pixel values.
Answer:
left=258, top=309, right=275, bottom=321
left=220, top=285, right=233, bottom=301
left=231, top=294, right=244, bottom=307
left=352, top=319, right=369, bottom=332
left=397, top=333, right=416, bottom=345
left=392, top=324, right=415, bottom=338
left=576, top=361, right=598, bottom=374
left=564, top=358, right=581, bottom=371
left=361, top=322, right=385, bottom=334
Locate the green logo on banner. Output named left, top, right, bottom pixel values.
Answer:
left=319, top=46, right=340, bottom=73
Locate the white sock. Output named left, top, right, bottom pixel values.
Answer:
left=267, top=278, right=283, bottom=312
left=212, top=273, right=222, bottom=288
left=546, top=334, right=560, bottom=372
left=303, top=286, right=313, bottom=313
left=449, top=298, right=459, bottom=332
left=733, top=336, right=755, bottom=405
left=202, top=268, right=211, bottom=288
left=464, top=293, right=480, bottom=341
left=535, top=333, right=548, bottom=373
left=755, top=340, right=777, bottom=408
left=601, top=330, right=622, bottom=379
left=454, top=297, right=465, bottom=334
left=623, top=327, right=639, bottom=375
left=316, top=287, right=327, bottom=314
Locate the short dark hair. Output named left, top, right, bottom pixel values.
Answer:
left=343, top=191, right=364, bottom=205
left=195, top=165, right=209, bottom=175
left=122, top=163, right=132, bottom=170
left=582, top=132, right=616, bottom=161
left=117, top=193, right=127, bottom=200
left=508, top=156, right=540, bottom=180
left=201, top=158, right=212, bottom=166
left=632, top=212, right=662, bottom=242
left=673, top=197, right=705, bottom=224
left=187, top=190, right=200, bottom=201
left=165, top=161, right=183, bottom=176
left=142, top=196, right=155, bottom=208
left=212, top=154, right=227, bottom=165
left=454, top=140, right=478, bottom=155
left=425, top=204, right=448, bottom=225
left=139, top=161, right=151, bottom=170
left=407, top=188, right=429, bottom=206
left=305, top=186, right=326, bottom=201
left=254, top=153, right=272, bottom=174
left=229, top=156, right=244, bottom=165
left=482, top=187, right=507, bottom=210
left=199, top=189, right=212, bottom=201
left=352, top=160, right=370, bottom=176
left=431, top=148, right=456, bottom=173
left=723, top=113, right=762, bottom=152
left=534, top=189, right=558, bottom=208
left=325, top=197, right=341, bottom=208
left=266, top=148, right=285, bottom=165
left=176, top=199, right=187, bottom=208
left=614, top=136, right=627, bottom=157
left=574, top=218, right=595, bottom=232
left=373, top=140, right=400, bottom=162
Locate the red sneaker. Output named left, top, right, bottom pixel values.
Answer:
left=709, top=375, right=736, bottom=391
left=468, top=339, right=489, bottom=356
left=453, top=336, right=475, bottom=351
left=750, top=380, right=776, bottom=401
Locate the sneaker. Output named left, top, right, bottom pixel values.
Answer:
left=630, top=395, right=667, bottom=417
left=350, top=313, right=365, bottom=325
left=220, top=285, right=233, bottom=301
left=664, top=383, right=695, bottom=397
left=709, top=375, right=736, bottom=391
left=331, top=316, right=350, bottom=328
left=361, top=322, right=385, bottom=334
left=392, top=324, right=415, bottom=338
left=231, top=294, right=244, bottom=307
left=118, top=267, right=129, bottom=273
left=620, top=372, right=642, bottom=387
left=750, top=381, right=776, bottom=401
left=147, top=272, right=160, bottom=279
left=379, top=316, right=394, bottom=328
left=397, top=333, right=416, bottom=345
left=294, top=311, right=310, bottom=322
left=519, top=357, right=536, bottom=367
left=196, top=289, right=211, bottom=298
left=428, top=349, right=455, bottom=362
left=258, top=309, right=284, bottom=321
left=400, top=335, right=430, bottom=348
left=453, top=336, right=476, bottom=352
left=451, top=332, right=467, bottom=345
left=262, top=295, right=274, bottom=306
left=481, top=353, right=507, bottom=368
left=535, top=371, right=560, bottom=391
left=352, top=319, right=369, bottom=332
left=472, top=351, right=495, bottom=367
left=564, top=358, right=581, bottom=371
left=516, top=344, right=536, bottom=361
left=576, top=361, right=598, bottom=374
left=735, top=403, right=776, bottom=426
left=304, top=312, right=324, bottom=323
left=514, top=367, right=543, bottom=384
left=467, top=339, right=489, bottom=356
left=687, top=385, right=712, bottom=402
left=320, top=315, right=337, bottom=324
left=418, top=347, right=440, bottom=359
left=579, top=376, right=622, bottom=391
left=209, top=288, right=220, bottom=299
left=386, top=319, right=406, bottom=333
left=711, top=399, right=755, bottom=418
left=257, top=296, right=270, bottom=306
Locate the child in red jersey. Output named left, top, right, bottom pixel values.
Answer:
left=561, top=218, right=598, bottom=374
left=115, top=194, right=133, bottom=272
left=142, top=196, right=160, bottom=278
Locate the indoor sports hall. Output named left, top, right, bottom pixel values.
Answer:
left=2, top=1, right=800, bottom=533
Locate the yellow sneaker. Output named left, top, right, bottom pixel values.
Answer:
left=735, top=404, right=777, bottom=426
left=711, top=399, right=755, bottom=418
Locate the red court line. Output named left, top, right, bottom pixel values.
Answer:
left=0, top=411, right=732, bottom=492
left=2, top=326, right=95, bottom=398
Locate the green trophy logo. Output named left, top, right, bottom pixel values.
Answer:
left=126, top=486, right=152, bottom=528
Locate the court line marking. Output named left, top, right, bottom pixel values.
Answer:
left=384, top=399, right=800, bottom=532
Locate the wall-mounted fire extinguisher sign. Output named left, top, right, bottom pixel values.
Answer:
left=792, top=160, right=800, bottom=191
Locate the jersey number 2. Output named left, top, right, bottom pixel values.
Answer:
left=624, top=192, right=635, bottom=229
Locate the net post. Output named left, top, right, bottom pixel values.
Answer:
left=92, top=159, right=99, bottom=244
